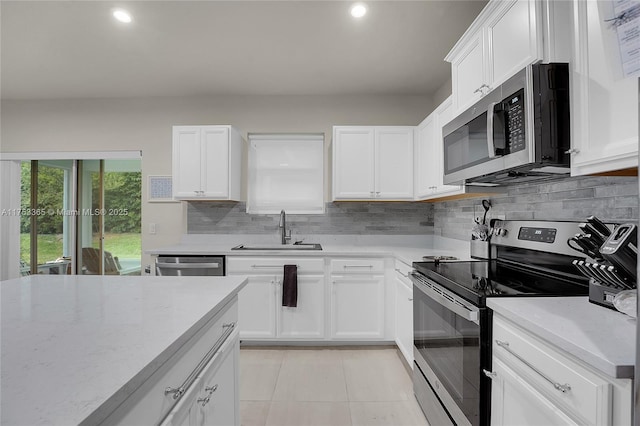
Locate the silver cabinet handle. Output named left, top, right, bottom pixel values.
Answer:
left=164, top=322, right=236, bottom=400
left=343, top=265, right=373, bottom=269
left=564, top=148, right=580, bottom=155
left=251, top=264, right=299, bottom=269
left=395, top=268, right=410, bottom=278
left=495, top=340, right=571, bottom=393
left=483, top=369, right=497, bottom=379
left=156, top=262, right=220, bottom=269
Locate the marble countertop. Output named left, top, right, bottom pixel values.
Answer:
left=0, top=275, right=248, bottom=426
left=147, top=235, right=473, bottom=267
left=487, top=297, right=636, bottom=379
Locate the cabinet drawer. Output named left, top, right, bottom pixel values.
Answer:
left=492, top=315, right=612, bottom=425
left=394, top=259, right=412, bottom=283
left=330, top=258, right=385, bottom=274
left=227, top=257, right=324, bottom=274
left=104, top=299, right=238, bottom=425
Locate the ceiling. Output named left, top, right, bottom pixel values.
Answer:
left=1, top=1, right=487, bottom=100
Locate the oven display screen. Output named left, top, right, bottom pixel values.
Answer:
left=518, top=227, right=557, bottom=243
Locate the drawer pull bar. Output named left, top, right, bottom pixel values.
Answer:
left=251, top=264, right=299, bottom=269
left=496, top=340, right=572, bottom=393
left=163, top=321, right=236, bottom=403
left=395, top=268, right=410, bottom=278
left=343, top=265, right=373, bottom=269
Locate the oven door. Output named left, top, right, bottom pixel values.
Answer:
left=411, top=272, right=487, bottom=426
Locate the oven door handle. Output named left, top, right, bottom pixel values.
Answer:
left=410, top=274, right=479, bottom=324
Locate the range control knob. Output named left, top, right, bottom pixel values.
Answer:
left=495, top=228, right=508, bottom=237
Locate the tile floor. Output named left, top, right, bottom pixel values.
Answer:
left=239, top=347, right=430, bottom=426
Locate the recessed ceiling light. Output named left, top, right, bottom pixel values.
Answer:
left=113, top=9, right=132, bottom=24
left=350, top=3, right=367, bottom=18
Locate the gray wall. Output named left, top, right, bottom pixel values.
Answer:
left=1, top=94, right=433, bottom=267
left=187, top=175, right=639, bottom=241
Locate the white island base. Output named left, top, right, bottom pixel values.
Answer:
left=1, top=275, right=247, bottom=426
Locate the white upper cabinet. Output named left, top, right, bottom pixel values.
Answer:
left=448, top=31, right=488, bottom=113
left=569, top=0, right=638, bottom=175
left=333, top=126, right=414, bottom=201
left=446, top=0, right=569, bottom=114
left=487, top=0, right=540, bottom=89
left=415, top=97, right=464, bottom=200
left=172, top=125, right=242, bottom=200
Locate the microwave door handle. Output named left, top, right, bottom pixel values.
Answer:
left=486, top=102, right=499, bottom=159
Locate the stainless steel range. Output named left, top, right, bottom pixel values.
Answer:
left=410, top=220, right=594, bottom=426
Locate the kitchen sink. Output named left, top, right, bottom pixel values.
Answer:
left=231, top=243, right=322, bottom=251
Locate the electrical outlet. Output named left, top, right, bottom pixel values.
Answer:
left=149, top=223, right=157, bottom=234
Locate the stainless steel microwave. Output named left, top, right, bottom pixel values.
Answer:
left=442, top=63, right=571, bottom=186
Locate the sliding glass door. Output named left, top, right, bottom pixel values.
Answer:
left=20, top=158, right=141, bottom=276
left=20, top=160, right=74, bottom=275
left=77, top=159, right=142, bottom=275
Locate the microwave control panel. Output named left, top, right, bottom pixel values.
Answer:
left=504, top=89, right=526, bottom=153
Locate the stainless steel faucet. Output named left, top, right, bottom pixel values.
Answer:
left=279, top=209, right=291, bottom=245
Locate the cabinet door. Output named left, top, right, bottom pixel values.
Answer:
left=394, top=275, right=413, bottom=365
left=332, top=127, right=375, bottom=200
left=570, top=0, right=638, bottom=175
left=375, top=127, right=414, bottom=199
left=415, top=99, right=464, bottom=201
left=201, top=127, right=230, bottom=199
left=433, top=98, right=464, bottom=196
left=486, top=0, right=540, bottom=87
left=451, top=31, right=486, bottom=113
left=197, top=333, right=239, bottom=426
left=490, top=357, right=579, bottom=426
left=414, top=114, right=438, bottom=199
left=237, top=276, right=277, bottom=339
left=173, top=127, right=203, bottom=198
left=278, top=275, right=325, bottom=339
left=330, top=275, right=385, bottom=339
left=159, top=376, right=203, bottom=426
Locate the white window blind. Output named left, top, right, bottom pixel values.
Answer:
left=247, top=134, right=324, bottom=214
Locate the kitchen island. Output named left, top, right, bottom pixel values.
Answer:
left=1, top=274, right=247, bottom=426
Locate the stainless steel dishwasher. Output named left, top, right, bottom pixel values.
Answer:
left=155, top=255, right=225, bottom=276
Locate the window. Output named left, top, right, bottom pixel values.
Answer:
left=247, top=134, right=324, bottom=214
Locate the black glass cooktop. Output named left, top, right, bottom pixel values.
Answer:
left=412, top=260, right=590, bottom=307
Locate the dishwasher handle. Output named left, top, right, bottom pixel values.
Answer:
left=156, top=262, right=220, bottom=269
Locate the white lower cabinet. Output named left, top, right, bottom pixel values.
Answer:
left=330, top=258, right=385, bottom=339
left=394, top=260, right=413, bottom=365
left=229, top=256, right=394, bottom=343
left=163, top=332, right=239, bottom=426
left=102, top=299, right=240, bottom=426
left=490, top=357, right=579, bottom=426
left=195, top=332, right=239, bottom=426
left=227, top=257, right=325, bottom=340
left=488, top=314, right=632, bottom=426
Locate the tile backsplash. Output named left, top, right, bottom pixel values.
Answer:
left=434, top=176, right=638, bottom=241
left=187, top=176, right=638, bottom=241
left=187, top=201, right=435, bottom=235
